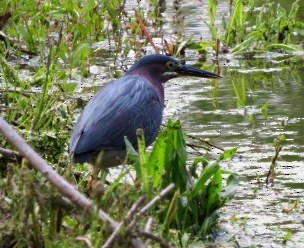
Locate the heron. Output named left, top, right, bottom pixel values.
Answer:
left=69, top=54, right=220, bottom=181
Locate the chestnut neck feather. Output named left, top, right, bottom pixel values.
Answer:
left=127, top=65, right=176, bottom=105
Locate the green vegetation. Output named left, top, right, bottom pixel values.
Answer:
left=0, top=119, right=238, bottom=247
left=188, top=0, right=304, bottom=56
left=130, top=121, right=238, bottom=237
left=0, top=0, right=303, bottom=247
left=227, top=0, right=304, bottom=54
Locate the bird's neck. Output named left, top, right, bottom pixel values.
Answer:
left=129, top=71, right=165, bottom=105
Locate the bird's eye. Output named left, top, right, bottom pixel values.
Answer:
left=166, top=61, right=176, bottom=70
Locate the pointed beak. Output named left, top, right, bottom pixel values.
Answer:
left=176, top=65, right=222, bottom=79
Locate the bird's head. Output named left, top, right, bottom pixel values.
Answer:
left=126, top=54, right=221, bottom=84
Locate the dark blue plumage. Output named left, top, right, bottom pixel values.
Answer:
left=70, top=54, right=220, bottom=166
left=70, top=75, right=163, bottom=163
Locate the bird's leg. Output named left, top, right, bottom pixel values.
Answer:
left=88, top=151, right=104, bottom=196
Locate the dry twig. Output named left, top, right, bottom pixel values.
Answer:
left=144, top=217, right=153, bottom=232
left=135, top=231, right=171, bottom=248
left=104, top=184, right=175, bottom=247
left=103, top=196, right=145, bottom=248
left=186, top=133, right=224, bottom=151
left=128, top=183, right=175, bottom=229
left=0, top=146, right=20, bottom=161
left=144, top=217, right=154, bottom=247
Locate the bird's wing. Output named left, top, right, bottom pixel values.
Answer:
left=69, top=75, right=163, bottom=156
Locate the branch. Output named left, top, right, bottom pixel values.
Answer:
left=144, top=217, right=153, bottom=232
left=144, top=217, right=154, bottom=247
left=0, top=146, right=20, bottom=161
left=186, top=134, right=224, bottom=151
left=128, top=183, right=175, bottom=229
left=135, top=231, right=171, bottom=248
left=103, top=196, right=145, bottom=248
left=0, top=117, right=118, bottom=231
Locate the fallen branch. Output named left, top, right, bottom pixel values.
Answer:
left=0, top=117, right=175, bottom=247
left=0, top=117, right=119, bottom=231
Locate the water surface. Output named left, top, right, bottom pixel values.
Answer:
left=145, top=1, right=304, bottom=246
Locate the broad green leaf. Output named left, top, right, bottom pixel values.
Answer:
left=192, top=162, right=220, bottom=196
left=206, top=169, right=222, bottom=215
left=190, top=157, right=209, bottom=178
left=148, top=131, right=168, bottom=188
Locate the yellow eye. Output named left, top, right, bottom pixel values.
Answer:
left=166, top=61, right=176, bottom=70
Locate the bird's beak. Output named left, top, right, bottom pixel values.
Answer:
left=176, top=65, right=222, bottom=79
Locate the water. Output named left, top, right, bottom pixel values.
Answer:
left=165, top=58, right=304, bottom=247
left=67, top=0, right=304, bottom=246
left=3, top=0, right=303, bottom=246
left=151, top=0, right=304, bottom=247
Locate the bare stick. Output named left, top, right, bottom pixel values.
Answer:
left=144, top=217, right=154, bottom=247
left=144, top=217, right=153, bottom=232
left=0, top=146, right=20, bottom=160
left=186, top=134, right=224, bottom=151
left=136, top=231, right=171, bottom=248
left=75, top=236, right=92, bottom=247
left=266, top=146, right=283, bottom=186
left=128, top=183, right=175, bottom=229
left=0, top=117, right=118, bottom=231
left=103, top=196, right=145, bottom=248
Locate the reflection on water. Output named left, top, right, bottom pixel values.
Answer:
left=164, top=58, right=304, bottom=246
left=157, top=0, right=304, bottom=247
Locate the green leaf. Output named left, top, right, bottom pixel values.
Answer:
left=190, top=157, right=209, bottom=178
left=72, top=43, right=91, bottom=67
left=124, top=136, right=138, bottom=156
left=162, top=189, right=180, bottom=231
left=260, top=101, right=269, bottom=118
left=206, top=169, right=222, bottom=215
left=61, top=82, right=77, bottom=94
left=267, top=43, right=304, bottom=52
left=136, top=129, right=149, bottom=193
left=148, top=131, right=168, bottom=188
left=192, top=162, right=220, bottom=196
left=219, top=174, right=239, bottom=198
left=219, top=148, right=237, bottom=161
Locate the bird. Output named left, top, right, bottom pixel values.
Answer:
left=69, top=54, right=221, bottom=173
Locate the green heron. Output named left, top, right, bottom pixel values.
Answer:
left=70, top=54, right=220, bottom=172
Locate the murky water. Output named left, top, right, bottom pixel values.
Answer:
left=155, top=1, right=304, bottom=247
left=165, top=57, right=304, bottom=247
left=2, top=0, right=302, bottom=246
left=71, top=0, right=304, bottom=246
left=81, top=0, right=304, bottom=246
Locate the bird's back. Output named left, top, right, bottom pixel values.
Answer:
left=70, top=75, right=164, bottom=163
